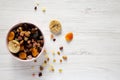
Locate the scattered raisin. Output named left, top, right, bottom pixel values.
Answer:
left=38, top=72, right=42, bottom=77
left=53, top=38, right=56, bottom=42
left=34, top=59, right=37, bottom=62
left=59, top=46, right=63, bottom=51
left=34, top=6, right=37, bottom=11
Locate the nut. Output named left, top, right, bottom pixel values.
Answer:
left=31, top=48, right=38, bottom=57
left=62, top=55, right=67, bottom=60
left=58, top=69, right=62, bottom=73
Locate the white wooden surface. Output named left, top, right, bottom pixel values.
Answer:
left=0, top=0, right=120, bottom=80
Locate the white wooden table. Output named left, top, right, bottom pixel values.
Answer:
left=0, top=0, right=120, bottom=80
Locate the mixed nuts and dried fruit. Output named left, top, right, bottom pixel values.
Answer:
left=29, top=19, right=72, bottom=77
left=7, top=23, right=44, bottom=60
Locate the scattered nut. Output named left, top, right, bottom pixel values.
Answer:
left=42, top=7, right=46, bottom=13
left=62, top=55, right=67, bottom=60
left=48, top=65, right=55, bottom=72
left=44, top=54, right=48, bottom=58
left=52, top=51, right=55, bottom=56
left=57, top=51, right=60, bottom=55
left=53, top=59, right=56, bottom=63
left=24, top=37, right=28, bottom=41
left=58, top=69, right=62, bottom=73
left=42, top=63, right=47, bottom=67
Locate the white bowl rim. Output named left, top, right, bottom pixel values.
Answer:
left=6, top=22, right=45, bottom=62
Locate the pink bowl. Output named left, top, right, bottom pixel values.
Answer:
left=6, top=22, right=45, bottom=62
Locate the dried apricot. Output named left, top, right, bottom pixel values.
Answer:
left=31, top=48, right=38, bottom=57
left=8, top=31, right=15, bottom=41
left=65, top=32, right=73, bottom=42
left=19, top=52, right=27, bottom=59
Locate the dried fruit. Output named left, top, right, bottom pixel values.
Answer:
left=60, top=59, right=62, bottom=63
left=47, top=57, right=50, bottom=61
left=20, top=45, right=24, bottom=51
left=62, top=55, right=67, bottom=60
left=49, top=20, right=62, bottom=34
left=38, top=72, right=42, bottom=77
left=8, top=40, right=20, bottom=53
left=31, top=48, right=38, bottom=57
left=34, top=6, right=37, bottom=11
left=8, top=31, right=15, bottom=41
left=19, top=52, right=27, bottom=59
left=44, top=60, right=47, bottom=64
left=65, top=32, right=73, bottom=42
left=43, top=49, right=47, bottom=53
left=50, top=34, right=54, bottom=39
left=53, top=38, right=56, bottom=42
left=39, top=66, right=44, bottom=71
left=25, top=31, right=31, bottom=37
left=32, top=73, right=35, bottom=77
left=34, top=59, right=37, bottom=62
left=59, top=46, right=63, bottom=51
left=18, top=36, right=22, bottom=41
left=7, top=23, right=44, bottom=60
